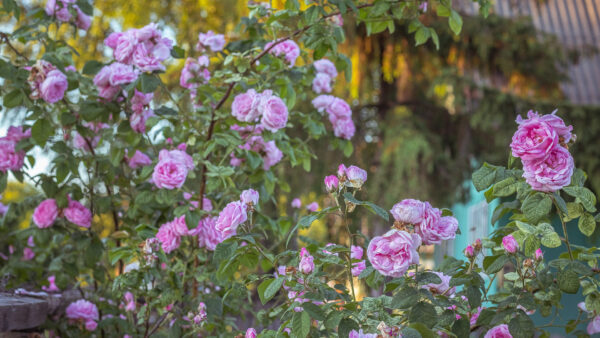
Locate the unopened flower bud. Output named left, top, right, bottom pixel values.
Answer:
left=535, top=248, right=543, bottom=261
left=464, top=245, right=475, bottom=258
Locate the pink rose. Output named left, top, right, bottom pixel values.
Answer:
left=263, top=140, right=283, bottom=170
left=415, top=206, right=458, bottom=245
left=94, top=63, right=138, bottom=100
left=367, top=229, right=421, bottom=277
left=324, top=175, right=339, bottom=192
left=266, top=40, right=300, bottom=66
left=259, top=94, right=288, bottom=132
left=291, top=198, right=302, bottom=208
left=0, top=139, right=24, bottom=172
left=314, top=59, right=338, bottom=79
left=522, top=145, right=574, bottom=192
left=312, top=73, right=332, bottom=94
left=245, top=328, right=257, bottom=338
left=299, top=247, right=314, bottom=274
left=215, top=201, right=248, bottom=240
left=329, top=115, right=355, bottom=140
left=510, top=111, right=558, bottom=161
left=231, top=89, right=261, bottom=122
left=152, top=149, right=194, bottom=190
left=351, top=245, right=364, bottom=260
left=158, top=149, right=194, bottom=170
left=45, top=0, right=57, bottom=15
left=539, top=110, right=574, bottom=143
left=420, top=271, right=455, bottom=295
left=64, top=199, right=92, bottom=228
left=195, top=216, right=222, bottom=251
left=390, top=199, right=426, bottom=225
left=109, top=62, right=138, bottom=86
left=337, top=164, right=347, bottom=177
left=240, top=189, right=259, bottom=206
left=588, top=316, right=600, bottom=335
left=23, top=247, right=35, bottom=260
left=470, top=307, right=482, bottom=327
left=312, top=95, right=335, bottom=113
left=502, top=234, right=518, bottom=253
left=196, top=31, right=226, bottom=52
left=464, top=245, right=474, bottom=258
left=327, top=97, right=352, bottom=119
left=40, top=69, right=67, bottom=103
left=33, top=199, right=59, bottom=228
left=124, top=292, right=135, bottom=312
left=6, top=126, right=31, bottom=142
left=346, top=165, right=367, bottom=187
left=535, top=248, right=543, bottom=261
left=127, top=150, right=152, bottom=169
left=114, top=31, right=137, bottom=64
left=351, top=260, right=366, bottom=277
left=66, top=299, right=99, bottom=331
left=306, top=202, right=319, bottom=212
left=180, top=57, right=211, bottom=90
left=104, top=32, right=123, bottom=49
left=484, top=324, right=512, bottom=338
left=156, top=219, right=182, bottom=254
left=349, top=329, right=378, bottom=338
left=75, top=7, right=91, bottom=30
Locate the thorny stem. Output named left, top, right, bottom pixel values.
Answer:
left=0, top=32, right=29, bottom=61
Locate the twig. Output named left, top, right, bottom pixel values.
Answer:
left=0, top=32, right=29, bottom=61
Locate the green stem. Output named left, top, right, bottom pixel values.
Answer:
left=552, top=198, right=574, bottom=261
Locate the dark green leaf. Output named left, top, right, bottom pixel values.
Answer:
left=292, top=311, right=310, bottom=337
left=408, top=302, right=437, bottom=328
left=521, top=192, right=552, bottom=224
left=302, top=302, right=325, bottom=321
left=578, top=212, right=596, bottom=237
left=557, top=268, right=579, bottom=294
left=139, top=73, right=161, bottom=93
left=484, top=254, right=508, bottom=274
left=338, top=318, right=359, bottom=338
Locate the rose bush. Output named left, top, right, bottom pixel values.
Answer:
left=0, top=0, right=599, bottom=337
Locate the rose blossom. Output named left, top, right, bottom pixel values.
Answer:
left=535, top=248, right=543, bottom=261
left=232, top=89, right=261, bottom=122
left=367, top=229, right=421, bottom=277
left=156, top=219, right=182, bottom=253
left=196, top=31, right=226, bottom=52
left=327, top=97, right=352, bottom=119
left=420, top=271, right=455, bottom=295
left=94, top=63, right=138, bottom=100
left=330, top=115, right=356, bottom=140
left=502, top=234, right=518, bottom=253
left=196, top=216, right=222, bottom=251
left=215, top=201, right=248, bottom=240
left=179, top=56, right=211, bottom=90
left=351, top=245, right=364, bottom=260
left=33, top=199, right=59, bottom=228
left=266, top=40, right=300, bottom=66
left=312, top=95, right=335, bottom=113
left=415, top=206, right=458, bottom=245
left=522, top=145, right=574, bottom=192
left=351, top=260, right=366, bottom=277
left=0, top=139, right=25, bottom=172
left=259, top=94, right=288, bottom=132
left=306, top=202, right=319, bottom=212
left=66, top=299, right=99, bottom=331
left=152, top=149, right=194, bottom=190
left=127, top=150, right=152, bottom=169
left=299, top=247, right=314, bottom=274
left=40, top=69, right=68, bottom=103
left=470, top=306, right=482, bottom=327
left=390, top=199, right=426, bottom=225
left=464, top=245, right=474, bottom=258
left=324, top=175, right=339, bottom=192
left=245, top=328, right=257, bottom=338
left=6, top=126, right=31, bottom=142
left=337, top=164, right=347, bottom=177
left=64, top=199, right=92, bottom=228
left=129, top=90, right=154, bottom=133
left=312, top=73, right=332, bottom=94
left=588, top=316, right=600, bottom=335
left=349, top=329, right=378, bottom=338
left=510, top=111, right=558, bottom=161
left=291, top=198, right=301, bottom=208
left=262, top=140, right=283, bottom=169
left=539, top=110, right=574, bottom=143
left=314, top=59, right=338, bottom=79
left=240, top=189, right=259, bottom=206
left=23, top=247, right=35, bottom=260
left=124, top=292, right=135, bottom=312
left=484, top=324, right=512, bottom=338
left=74, top=7, right=91, bottom=30
left=346, top=165, right=367, bottom=187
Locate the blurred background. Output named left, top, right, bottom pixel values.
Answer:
left=2, top=0, right=600, bottom=332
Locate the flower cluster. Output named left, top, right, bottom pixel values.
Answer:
left=230, top=128, right=283, bottom=170
left=26, top=60, right=68, bottom=104
left=312, top=59, right=338, bottom=94
left=129, top=90, right=154, bottom=133
left=0, top=126, right=30, bottom=173
left=45, top=0, right=92, bottom=30
left=265, top=40, right=300, bottom=67
left=156, top=215, right=188, bottom=253
left=152, top=149, right=195, bottom=189
left=231, top=89, right=289, bottom=132
left=210, top=189, right=259, bottom=242
left=390, top=198, right=458, bottom=245
left=336, top=163, right=367, bottom=188
left=298, top=247, right=315, bottom=274
left=312, top=95, right=355, bottom=140
left=351, top=245, right=366, bottom=277
left=510, top=111, right=575, bottom=192
left=196, top=31, right=226, bottom=53
left=104, top=23, right=173, bottom=72
left=93, top=62, right=138, bottom=100
left=33, top=197, right=92, bottom=229
left=65, top=299, right=99, bottom=331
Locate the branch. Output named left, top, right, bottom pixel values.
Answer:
left=0, top=32, right=29, bottom=62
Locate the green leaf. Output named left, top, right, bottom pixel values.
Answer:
left=483, top=254, right=508, bottom=274
left=80, top=101, right=105, bottom=121
left=82, top=60, right=103, bottom=75
left=76, top=0, right=93, bottom=15
left=493, top=177, right=518, bottom=197
left=451, top=318, right=470, bottom=337
left=31, top=118, right=53, bottom=146
left=538, top=223, right=561, bottom=248
left=553, top=192, right=569, bottom=216
left=414, top=27, right=430, bottom=46
left=343, top=192, right=389, bottom=221
left=338, top=318, right=359, bottom=338
left=449, top=10, right=463, bottom=35
left=292, top=311, right=310, bottom=337
left=3, top=89, right=23, bottom=108
left=170, top=46, right=185, bottom=59
left=408, top=323, right=436, bottom=338
left=557, top=268, right=579, bottom=294
left=302, top=302, right=325, bottom=321
left=563, top=186, right=597, bottom=212
left=509, top=311, right=535, bottom=338
left=139, top=73, right=161, bottom=93
left=521, top=192, right=552, bottom=223
left=437, top=4, right=451, bottom=17
left=416, top=272, right=442, bottom=285
left=409, top=302, right=437, bottom=328
left=578, top=212, right=596, bottom=237
left=472, top=163, right=500, bottom=191
left=392, top=287, right=419, bottom=308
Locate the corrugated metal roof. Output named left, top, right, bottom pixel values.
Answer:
left=456, top=0, right=600, bottom=105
